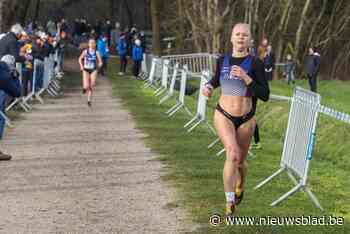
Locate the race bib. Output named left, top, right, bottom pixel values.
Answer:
left=84, top=59, right=95, bottom=69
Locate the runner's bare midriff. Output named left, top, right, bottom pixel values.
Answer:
left=219, top=95, right=252, bottom=116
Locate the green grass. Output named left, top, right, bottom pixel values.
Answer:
left=108, top=62, right=350, bottom=233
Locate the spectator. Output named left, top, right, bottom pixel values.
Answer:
left=130, top=25, right=138, bottom=39
left=80, top=19, right=87, bottom=35
left=26, top=22, right=34, bottom=35
left=97, top=34, right=109, bottom=76
left=305, top=47, right=321, bottom=92
left=20, top=38, right=34, bottom=96
left=139, top=31, right=146, bottom=52
left=31, top=33, right=47, bottom=90
left=104, top=20, right=113, bottom=46
left=124, top=27, right=132, bottom=56
left=263, top=45, right=275, bottom=81
left=251, top=99, right=261, bottom=150
left=94, top=20, right=102, bottom=38
left=0, top=24, right=25, bottom=62
left=60, top=19, right=68, bottom=32
left=87, top=23, right=92, bottom=35
left=251, top=125, right=261, bottom=149
left=257, top=38, right=268, bottom=61
left=0, top=55, right=21, bottom=160
left=46, top=20, right=57, bottom=37
left=117, top=33, right=128, bottom=75
left=249, top=39, right=257, bottom=57
left=56, top=28, right=68, bottom=74
left=284, top=54, right=296, bottom=85
left=111, top=22, right=121, bottom=48
left=72, top=19, right=81, bottom=45
left=132, top=39, right=143, bottom=79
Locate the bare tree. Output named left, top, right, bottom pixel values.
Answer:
left=151, top=0, right=161, bottom=55
left=179, top=0, right=236, bottom=53
left=294, top=0, right=312, bottom=61
left=0, top=0, right=18, bottom=32
left=33, top=0, right=41, bottom=22
left=18, top=0, right=32, bottom=25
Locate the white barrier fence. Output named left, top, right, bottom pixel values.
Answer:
left=255, top=87, right=323, bottom=210
left=164, top=65, right=192, bottom=117
left=183, top=71, right=216, bottom=134
left=159, top=63, right=179, bottom=104
left=2, top=52, right=64, bottom=128
left=141, top=53, right=350, bottom=211
left=162, top=53, right=217, bottom=75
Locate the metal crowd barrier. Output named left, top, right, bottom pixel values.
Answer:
left=159, top=63, right=179, bottom=104
left=5, top=63, right=31, bottom=112
left=145, top=56, right=214, bottom=133
left=183, top=71, right=215, bottom=134
left=162, top=53, right=217, bottom=75
left=140, top=53, right=155, bottom=80
left=144, top=57, right=163, bottom=89
left=164, top=65, right=192, bottom=117
left=154, top=59, right=170, bottom=96
left=3, top=50, right=64, bottom=128
left=255, top=87, right=323, bottom=210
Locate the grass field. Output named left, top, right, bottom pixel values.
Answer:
left=108, top=62, right=349, bottom=233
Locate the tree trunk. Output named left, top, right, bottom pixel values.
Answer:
left=0, top=0, right=4, bottom=32
left=122, top=0, right=133, bottom=27
left=109, top=0, right=115, bottom=20
left=0, top=0, right=17, bottom=32
left=33, top=0, right=41, bottom=22
left=294, top=0, right=312, bottom=61
left=18, top=0, right=32, bottom=25
left=176, top=0, right=186, bottom=51
left=306, top=0, right=327, bottom=48
left=151, top=0, right=161, bottom=56
left=273, top=0, right=292, bottom=64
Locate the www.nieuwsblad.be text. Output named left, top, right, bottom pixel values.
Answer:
left=209, top=214, right=344, bottom=226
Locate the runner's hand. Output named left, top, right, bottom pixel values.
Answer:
left=202, top=84, right=213, bottom=98
left=231, top=65, right=252, bottom=84
left=231, top=65, right=247, bottom=79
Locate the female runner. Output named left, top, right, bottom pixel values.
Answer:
left=78, top=38, right=103, bottom=107
left=202, top=23, right=269, bottom=216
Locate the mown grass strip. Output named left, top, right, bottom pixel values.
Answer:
left=108, top=63, right=349, bottom=234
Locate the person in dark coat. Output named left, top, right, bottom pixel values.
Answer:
left=263, top=45, right=275, bottom=81
left=132, top=39, right=143, bottom=79
left=305, top=47, right=321, bottom=92
left=0, top=24, right=25, bottom=62
left=0, top=55, right=21, bottom=160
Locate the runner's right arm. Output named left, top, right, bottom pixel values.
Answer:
left=78, top=50, right=85, bottom=71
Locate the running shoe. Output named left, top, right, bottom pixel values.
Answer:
left=0, top=151, right=11, bottom=161
left=235, top=189, right=244, bottom=205
left=225, top=203, right=235, bottom=216
left=235, top=181, right=244, bottom=205
left=82, top=89, right=86, bottom=94
left=87, top=101, right=92, bottom=107
left=250, top=142, right=262, bottom=149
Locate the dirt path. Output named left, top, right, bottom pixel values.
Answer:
left=0, top=63, right=191, bottom=233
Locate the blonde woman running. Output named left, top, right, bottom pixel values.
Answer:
left=203, top=23, right=269, bottom=216
left=78, top=38, right=102, bottom=107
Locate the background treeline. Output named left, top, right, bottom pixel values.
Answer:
left=158, top=0, right=350, bottom=80
left=0, top=0, right=151, bottom=33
